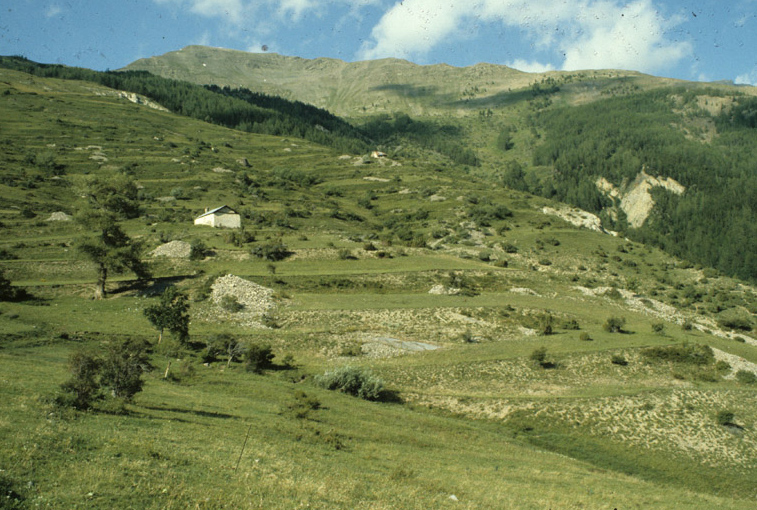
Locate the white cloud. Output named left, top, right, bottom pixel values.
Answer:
left=507, top=59, right=555, bottom=74
left=359, top=0, right=692, bottom=74
left=560, top=0, right=692, bottom=72
left=196, top=31, right=212, bottom=46
left=358, top=0, right=469, bottom=60
left=735, top=68, right=757, bottom=86
left=45, top=5, right=63, bottom=18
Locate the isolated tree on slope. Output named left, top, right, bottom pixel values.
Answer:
left=75, top=175, right=149, bottom=299
left=143, top=286, right=190, bottom=344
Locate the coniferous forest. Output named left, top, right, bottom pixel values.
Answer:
left=529, top=89, right=757, bottom=282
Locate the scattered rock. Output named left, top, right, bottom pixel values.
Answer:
left=712, top=348, right=757, bottom=380
left=212, top=167, right=232, bottom=173
left=429, top=285, right=460, bottom=295
left=150, top=241, right=191, bottom=259
left=46, top=211, right=71, bottom=222
left=542, top=206, right=604, bottom=233
left=237, top=158, right=251, bottom=167
left=210, top=274, right=276, bottom=318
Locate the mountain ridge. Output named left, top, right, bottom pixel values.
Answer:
left=124, top=45, right=667, bottom=116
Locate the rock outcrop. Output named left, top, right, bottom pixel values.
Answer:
left=596, top=169, right=685, bottom=228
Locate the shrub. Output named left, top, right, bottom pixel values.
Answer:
left=735, top=370, right=757, bottom=384
left=538, top=314, right=554, bottom=336
left=641, top=343, right=714, bottom=365
left=338, top=248, right=356, bottom=260
left=461, top=329, right=476, bottom=343
left=530, top=347, right=554, bottom=368
left=315, top=366, right=384, bottom=401
left=0, top=270, right=27, bottom=302
left=579, top=332, right=593, bottom=341
left=562, top=319, right=580, bottom=330
left=250, top=242, right=292, bottom=261
left=245, top=342, right=274, bottom=373
left=603, top=316, right=626, bottom=333
left=716, top=410, right=735, bottom=426
left=219, top=294, right=244, bottom=313
left=189, top=239, right=211, bottom=260
left=717, top=313, right=753, bottom=332
left=287, top=390, right=322, bottom=419
left=57, top=350, right=102, bottom=410
left=651, top=322, right=665, bottom=335
left=225, top=229, right=256, bottom=247
left=611, top=354, right=629, bottom=366
left=100, top=338, right=151, bottom=401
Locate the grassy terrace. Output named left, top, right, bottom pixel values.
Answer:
left=0, top=67, right=755, bottom=508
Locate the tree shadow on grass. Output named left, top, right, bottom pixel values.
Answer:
left=139, top=404, right=239, bottom=421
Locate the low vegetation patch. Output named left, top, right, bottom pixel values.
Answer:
left=315, top=365, right=385, bottom=401
left=641, top=343, right=715, bottom=365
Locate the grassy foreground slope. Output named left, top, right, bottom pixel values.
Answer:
left=1, top=68, right=756, bottom=508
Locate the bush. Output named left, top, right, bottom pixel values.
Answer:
left=338, top=248, right=356, bottom=260
left=250, top=242, right=292, bottom=261
left=579, top=332, right=593, bottom=341
left=603, top=316, right=626, bottom=333
left=315, top=366, right=384, bottom=401
left=189, top=239, right=211, bottom=260
left=530, top=347, right=554, bottom=368
left=225, top=229, right=256, bottom=247
left=245, top=342, right=274, bottom=373
left=611, top=354, right=629, bottom=366
left=219, top=294, right=244, bottom=313
left=717, top=313, right=753, bottom=332
left=651, top=322, right=665, bottom=334
left=100, top=338, right=151, bottom=401
left=57, top=350, right=102, bottom=410
left=735, top=370, right=757, bottom=384
left=56, top=338, right=150, bottom=410
left=286, top=390, right=322, bottom=419
left=641, top=343, right=714, bottom=365
left=716, top=410, right=735, bottom=426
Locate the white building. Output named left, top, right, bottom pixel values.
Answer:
left=194, top=205, right=241, bottom=229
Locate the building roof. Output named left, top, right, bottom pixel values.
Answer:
left=195, top=205, right=238, bottom=219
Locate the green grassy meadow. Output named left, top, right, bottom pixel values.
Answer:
left=1, top=67, right=756, bottom=508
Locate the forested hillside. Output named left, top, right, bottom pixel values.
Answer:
left=529, top=89, right=757, bottom=281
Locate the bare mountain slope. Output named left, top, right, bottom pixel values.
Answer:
left=124, top=45, right=661, bottom=117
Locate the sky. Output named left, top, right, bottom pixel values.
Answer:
left=2, top=0, right=757, bottom=85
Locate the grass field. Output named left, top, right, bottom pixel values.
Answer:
left=1, top=67, right=756, bottom=508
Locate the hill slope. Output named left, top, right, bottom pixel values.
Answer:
left=0, top=66, right=756, bottom=508
left=126, top=47, right=757, bottom=283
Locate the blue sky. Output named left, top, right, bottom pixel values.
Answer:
left=2, top=0, right=756, bottom=84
